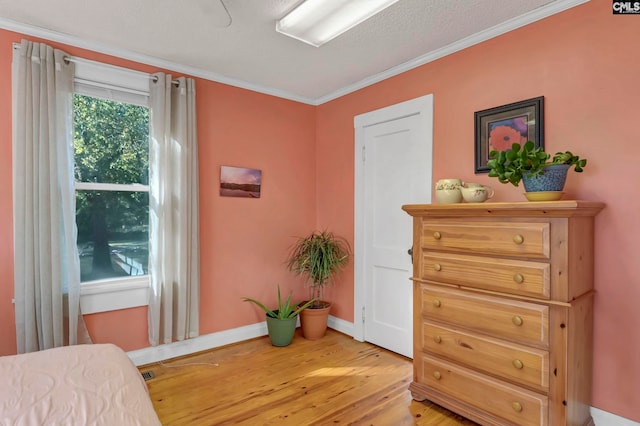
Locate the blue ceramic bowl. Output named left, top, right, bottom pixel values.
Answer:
left=522, top=164, right=570, bottom=192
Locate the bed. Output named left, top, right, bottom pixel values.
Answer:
left=0, top=343, right=161, bottom=425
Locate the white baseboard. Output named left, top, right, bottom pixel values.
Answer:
left=128, top=315, right=353, bottom=366
left=327, top=315, right=355, bottom=336
left=591, top=407, right=639, bottom=426
left=129, top=320, right=637, bottom=426
left=128, top=321, right=268, bottom=366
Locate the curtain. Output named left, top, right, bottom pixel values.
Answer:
left=12, top=40, right=89, bottom=353
left=148, top=73, right=200, bottom=346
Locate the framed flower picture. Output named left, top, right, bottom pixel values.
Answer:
left=474, top=96, right=544, bottom=173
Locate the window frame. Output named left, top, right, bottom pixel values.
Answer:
left=73, top=59, right=152, bottom=314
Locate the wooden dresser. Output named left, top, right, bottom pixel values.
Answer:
left=402, top=201, right=604, bottom=426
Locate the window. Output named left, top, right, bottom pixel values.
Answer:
left=71, top=59, right=153, bottom=314
left=73, top=95, right=150, bottom=282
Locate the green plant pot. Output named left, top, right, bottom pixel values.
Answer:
left=266, top=312, right=297, bottom=347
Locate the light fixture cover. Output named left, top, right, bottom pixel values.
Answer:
left=276, top=0, right=400, bottom=47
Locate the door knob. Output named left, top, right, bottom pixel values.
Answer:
left=408, top=247, right=413, bottom=264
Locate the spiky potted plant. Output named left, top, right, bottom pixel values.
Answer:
left=286, top=230, right=351, bottom=340
left=242, top=285, right=316, bottom=347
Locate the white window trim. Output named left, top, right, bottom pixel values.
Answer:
left=74, top=55, right=150, bottom=106
left=73, top=58, right=152, bottom=314
left=80, top=276, right=150, bottom=314
left=75, top=182, right=150, bottom=192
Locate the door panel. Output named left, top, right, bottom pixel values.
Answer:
left=354, top=94, right=433, bottom=358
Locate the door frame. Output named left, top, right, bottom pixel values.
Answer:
left=353, top=94, right=434, bottom=343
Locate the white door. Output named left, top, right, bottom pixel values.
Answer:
left=354, top=95, right=433, bottom=358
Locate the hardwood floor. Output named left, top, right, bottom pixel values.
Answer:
left=140, top=329, right=477, bottom=425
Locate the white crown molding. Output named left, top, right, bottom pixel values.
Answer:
left=315, top=0, right=591, bottom=104
left=0, top=17, right=315, bottom=105
left=0, top=0, right=590, bottom=106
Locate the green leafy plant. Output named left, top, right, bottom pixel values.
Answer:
left=487, top=141, right=587, bottom=187
left=242, top=285, right=316, bottom=319
left=286, top=230, right=351, bottom=308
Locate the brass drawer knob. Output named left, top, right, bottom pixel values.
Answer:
left=433, top=299, right=442, bottom=308
left=434, top=335, right=442, bottom=344
left=513, top=273, right=524, bottom=284
left=433, top=231, right=441, bottom=240
left=513, top=234, right=524, bottom=245
left=433, top=371, right=441, bottom=380
left=513, top=359, right=524, bottom=369
left=512, top=316, right=523, bottom=326
left=512, top=402, right=523, bottom=412
left=434, top=263, right=442, bottom=271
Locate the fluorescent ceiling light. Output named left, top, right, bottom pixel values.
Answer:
left=276, top=0, right=400, bottom=47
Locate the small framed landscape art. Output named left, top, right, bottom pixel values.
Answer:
left=220, top=166, right=262, bottom=198
left=474, top=96, right=544, bottom=173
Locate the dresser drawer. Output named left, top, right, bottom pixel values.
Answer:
left=422, top=253, right=550, bottom=299
left=422, top=321, right=549, bottom=390
left=421, top=285, right=549, bottom=348
left=422, top=221, right=550, bottom=259
left=419, top=354, right=548, bottom=426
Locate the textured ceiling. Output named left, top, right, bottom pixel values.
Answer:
left=0, top=0, right=584, bottom=104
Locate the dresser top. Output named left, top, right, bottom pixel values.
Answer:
left=402, top=200, right=605, bottom=218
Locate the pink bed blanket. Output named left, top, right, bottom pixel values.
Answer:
left=0, top=344, right=161, bottom=425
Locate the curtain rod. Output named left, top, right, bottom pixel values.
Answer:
left=12, top=42, right=180, bottom=86
left=151, top=75, right=180, bottom=86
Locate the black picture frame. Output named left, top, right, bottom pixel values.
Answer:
left=474, top=96, right=544, bottom=173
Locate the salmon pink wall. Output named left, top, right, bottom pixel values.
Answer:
left=0, top=30, right=316, bottom=354
left=83, top=308, right=149, bottom=352
left=197, top=82, right=317, bottom=332
left=2, top=0, right=639, bottom=421
left=316, top=0, right=639, bottom=421
left=0, top=32, right=14, bottom=355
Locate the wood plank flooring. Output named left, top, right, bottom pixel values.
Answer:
left=140, top=329, right=477, bottom=425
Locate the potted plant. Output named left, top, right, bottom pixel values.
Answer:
left=242, top=285, right=316, bottom=347
left=286, top=230, right=351, bottom=340
left=487, top=141, right=587, bottom=200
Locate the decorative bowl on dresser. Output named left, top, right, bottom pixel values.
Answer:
left=402, top=201, right=604, bottom=426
